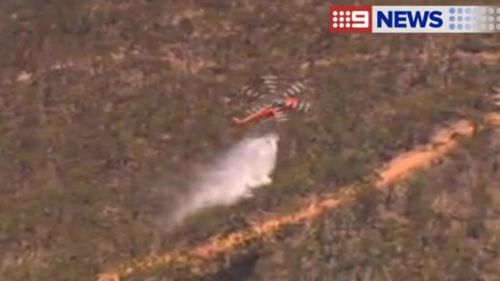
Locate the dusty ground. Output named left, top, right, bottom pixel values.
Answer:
left=1, top=1, right=500, bottom=281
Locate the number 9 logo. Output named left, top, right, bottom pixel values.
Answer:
left=352, top=11, right=369, bottom=28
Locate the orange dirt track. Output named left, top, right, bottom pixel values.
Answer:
left=96, top=113, right=500, bottom=281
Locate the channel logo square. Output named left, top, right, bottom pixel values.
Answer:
left=330, top=6, right=372, bottom=33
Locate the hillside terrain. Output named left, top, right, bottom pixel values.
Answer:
left=0, top=1, right=499, bottom=281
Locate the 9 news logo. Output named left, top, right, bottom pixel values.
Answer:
left=330, top=5, right=500, bottom=33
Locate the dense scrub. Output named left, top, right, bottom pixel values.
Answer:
left=0, top=0, right=499, bottom=280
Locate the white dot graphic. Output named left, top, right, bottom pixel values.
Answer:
left=333, top=11, right=338, bottom=16
left=333, top=17, right=337, bottom=22
left=339, top=23, right=344, bottom=28
left=339, top=11, right=344, bottom=16
left=346, top=11, right=351, bottom=16
left=333, top=23, right=338, bottom=28
left=339, top=17, right=344, bottom=22
left=346, top=23, right=351, bottom=28
left=346, top=17, right=350, bottom=22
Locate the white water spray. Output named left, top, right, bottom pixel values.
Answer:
left=170, top=132, right=280, bottom=225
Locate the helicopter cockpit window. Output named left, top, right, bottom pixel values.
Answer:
left=272, top=99, right=286, bottom=107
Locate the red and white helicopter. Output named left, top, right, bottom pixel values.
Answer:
left=232, top=75, right=311, bottom=128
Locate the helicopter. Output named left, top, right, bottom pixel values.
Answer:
left=232, top=75, right=311, bottom=128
